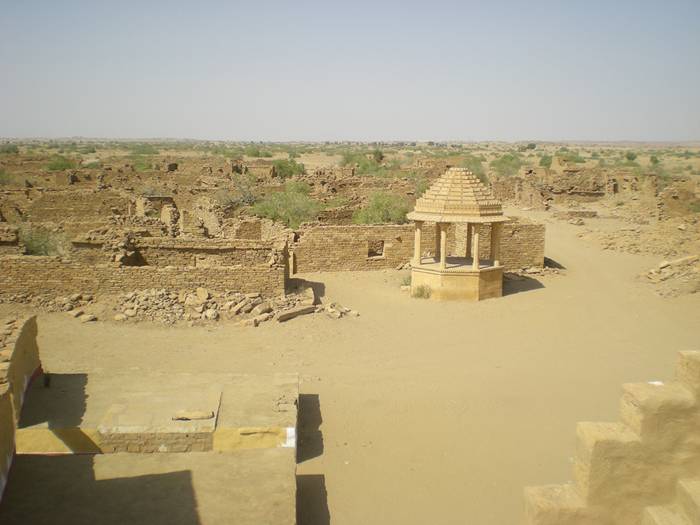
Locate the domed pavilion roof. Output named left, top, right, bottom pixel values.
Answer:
left=407, top=167, right=508, bottom=223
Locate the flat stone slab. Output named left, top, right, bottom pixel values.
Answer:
left=0, top=450, right=296, bottom=525
left=16, top=372, right=298, bottom=454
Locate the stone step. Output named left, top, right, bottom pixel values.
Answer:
left=677, top=479, right=700, bottom=524
left=573, top=421, right=641, bottom=502
left=643, top=505, right=691, bottom=525
left=619, top=381, right=695, bottom=439
left=524, top=483, right=603, bottom=525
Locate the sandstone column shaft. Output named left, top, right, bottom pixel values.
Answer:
left=439, top=223, right=447, bottom=270
left=491, top=223, right=502, bottom=266
left=434, top=222, right=441, bottom=261
left=466, top=223, right=473, bottom=258
left=472, top=230, right=480, bottom=270
left=413, top=221, right=423, bottom=264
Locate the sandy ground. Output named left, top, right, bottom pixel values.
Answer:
left=2, top=214, right=699, bottom=524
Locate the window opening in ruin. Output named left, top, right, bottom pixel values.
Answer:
left=367, top=240, right=385, bottom=259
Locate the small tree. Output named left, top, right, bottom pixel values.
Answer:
left=272, top=159, right=305, bottom=179
left=252, top=181, right=321, bottom=228
left=352, top=192, right=409, bottom=224
left=539, top=155, right=553, bottom=168
left=0, top=144, right=19, bottom=154
left=18, top=225, right=67, bottom=256
left=46, top=155, right=76, bottom=171
left=0, top=169, right=12, bottom=185
left=489, top=153, right=522, bottom=177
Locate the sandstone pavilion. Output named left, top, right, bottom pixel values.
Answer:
left=407, top=167, right=508, bottom=300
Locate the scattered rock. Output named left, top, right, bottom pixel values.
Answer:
left=277, top=305, right=316, bottom=322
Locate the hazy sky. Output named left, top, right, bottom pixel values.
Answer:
left=1, top=0, right=699, bottom=141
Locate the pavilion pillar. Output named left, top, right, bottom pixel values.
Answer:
left=439, top=223, right=447, bottom=270
left=465, top=223, right=473, bottom=258
left=472, top=229, right=480, bottom=270
left=413, top=221, right=423, bottom=264
left=434, top=222, right=441, bottom=261
left=490, top=222, right=502, bottom=267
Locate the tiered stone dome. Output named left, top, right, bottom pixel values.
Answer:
left=407, top=167, right=508, bottom=223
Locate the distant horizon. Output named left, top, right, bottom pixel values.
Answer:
left=2, top=136, right=700, bottom=146
left=2, top=1, right=698, bottom=141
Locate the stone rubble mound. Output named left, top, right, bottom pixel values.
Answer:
left=641, top=255, right=700, bottom=297
left=112, top=286, right=359, bottom=326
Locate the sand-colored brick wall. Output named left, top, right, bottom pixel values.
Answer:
left=292, top=218, right=545, bottom=273
left=25, top=190, right=129, bottom=222
left=0, top=257, right=286, bottom=297
left=136, top=238, right=276, bottom=267
left=0, top=316, right=41, bottom=502
left=524, top=351, right=700, bottom=525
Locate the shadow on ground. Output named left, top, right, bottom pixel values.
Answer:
left=287, top=278, right=326, bottom=304
left=544, top=256, right=566, bottom=270
left=0, top=455, right=201, bottom=525
left=503, top=275, right=544, bottom=296
left=297, top=474, right=330, bottom=525
left=297, top=393, right=324, bottom=462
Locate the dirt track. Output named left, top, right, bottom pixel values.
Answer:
left=15, top=214, right=700, bottom=524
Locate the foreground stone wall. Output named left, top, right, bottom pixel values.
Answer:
left=0, top=316, right=41, bottom=501
left=524, top=350, right=700, bottom=525
left=292, top=219, right=545, bottom=273
left=0, top=257, right=286, bottom=297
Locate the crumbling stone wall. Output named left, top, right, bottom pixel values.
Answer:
left=25, top=190, right=128, bottom=223
left=0, top=226, right=20, bottom=255
left=291, top=219, right=545, bottom=273
left=0, top=316, right=41, bottom=502
left=0, top=257, right=286, bottom=297
left=524, top=350, right=700, bottom=525
left=135, top=238, right=279, bottom=267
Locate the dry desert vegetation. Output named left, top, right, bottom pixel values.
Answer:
left=0, top=140, right=699, bottom=524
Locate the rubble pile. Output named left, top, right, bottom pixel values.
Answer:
left=640, top=255, right=700, bottom=297
left=112, top=286, right=359, bottom=326
left=587, top=217, right=700, bottom=258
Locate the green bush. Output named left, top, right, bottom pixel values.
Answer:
left=244, top=146, right=272, bottom=158
left=84, top=161, right=102, bottom=169
left=272, top=159, right=305, bottom=179
left=412, top=284, right=431, bottom=299
left=352, top=192, right=409, bottom=224
left=46, top=155, right=76, bottom=171
left=557, top=149, right=586, bottom=163
left=18, top=225, right=67, bottom=256
left=231, top=172, right=258, bottom=206
left=340, top=150, right=387, bottom=176
left=625, top=151, right=638, bottom=162
left=0, top=169, right=11, bottom=185
left=401, top=275, right=411, bottom=286
left=252, top=181, right=321, bottom=228
left=650, top=155, right=660, bottom=165
left=460, top=154, right=486, bottom=177
left=130, top=156, right=152, bottom=172
left=539, top=155, right=553, bottom=168
left=489, top=153, right=522, bottom=177
left=0, top=144, right=19, bottom=154
left=128, top=143, right=159, bottom=155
